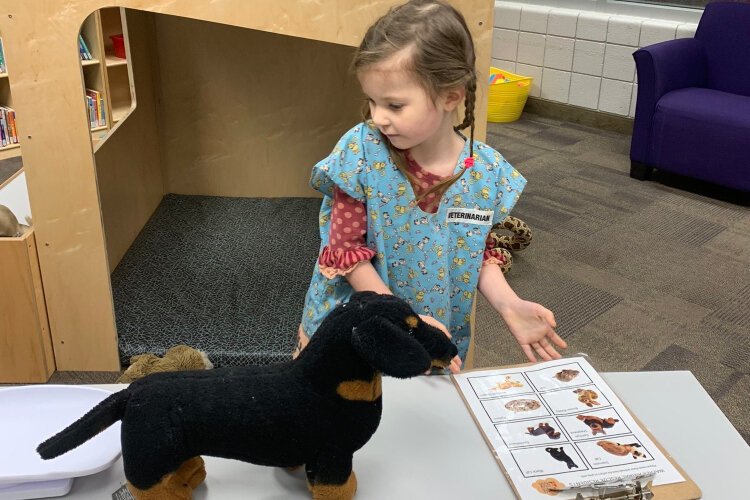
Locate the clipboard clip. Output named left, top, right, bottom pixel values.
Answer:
left=571, top=478, right=654, bottom=500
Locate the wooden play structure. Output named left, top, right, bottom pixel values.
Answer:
left=0, top=0, right=493, bottom=380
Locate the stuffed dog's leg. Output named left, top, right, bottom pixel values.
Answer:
left=126, top=457, right=206, bottom=500
left=173, top=456, right=206, bottom=490
left=306, top=452, right=357, bottom=500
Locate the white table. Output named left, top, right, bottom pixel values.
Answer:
left=59, top=372, right=749, bottom=499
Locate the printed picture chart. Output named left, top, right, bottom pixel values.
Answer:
left=452, top=357, right=685, bottom=498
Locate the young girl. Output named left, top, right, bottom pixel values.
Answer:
left=298, top=0, right=566, bottom=372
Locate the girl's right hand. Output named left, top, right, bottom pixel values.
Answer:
left=419, top=314, right=462, bottom=374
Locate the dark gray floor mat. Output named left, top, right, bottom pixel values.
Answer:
left=111, top=194, right=322, bottom=367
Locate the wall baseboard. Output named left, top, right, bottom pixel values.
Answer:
left=524, top=97, right=634, bottom=135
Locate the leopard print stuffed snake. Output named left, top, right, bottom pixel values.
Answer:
left=487, top=216, right=533, bottom=274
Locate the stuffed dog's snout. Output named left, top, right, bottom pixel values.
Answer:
left=414, top=321, right=458, bottom=369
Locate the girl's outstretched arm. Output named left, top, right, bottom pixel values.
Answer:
left=477, top=264, right=567, bottom=362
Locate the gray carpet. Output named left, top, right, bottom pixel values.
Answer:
left=15, top=113, right=749, bottom=445
left=0, top=155, right=22, bottom=185
left=475, top=114, right=749, bottom=445
left=111, top=194, right=320, bottom=366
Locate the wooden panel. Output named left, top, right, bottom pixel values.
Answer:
left=0, top=230, right=55, bottom=383
left=155, top=17, right=361, bottom=197
left=96, top=9, right=164, bottom=272
left=0, top=0, right=492, bottom=371
left=155, top=2, right=491, bottom=196
left=1, top=4, right=120, bottom=370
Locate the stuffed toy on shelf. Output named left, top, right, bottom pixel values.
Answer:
left=38, top=292, right=458, bottom=500
left=0, top=204, right=30, bottom=237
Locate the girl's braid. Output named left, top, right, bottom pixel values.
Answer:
left=455, top=71, right=476, bottom=160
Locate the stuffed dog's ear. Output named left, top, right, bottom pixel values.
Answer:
left=351, top=316, right=431, bottom=378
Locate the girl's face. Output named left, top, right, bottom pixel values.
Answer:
left=358, top=52, right=460, bottom=151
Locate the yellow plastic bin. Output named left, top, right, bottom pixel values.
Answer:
left=486, top=67, right=533, bottom=123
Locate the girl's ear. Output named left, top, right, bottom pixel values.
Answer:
left=440, top=87, right=466, bottom=112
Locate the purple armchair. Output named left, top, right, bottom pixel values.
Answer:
left=630, top=2, right=750, bottom=194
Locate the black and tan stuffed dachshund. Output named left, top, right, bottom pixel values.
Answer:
left=38, top=292, right=457, bottom=500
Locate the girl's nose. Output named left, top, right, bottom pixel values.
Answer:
left=370, top=104, right=388, bottom=128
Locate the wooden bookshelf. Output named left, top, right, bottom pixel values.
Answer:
left=0, top=43, right=20, bottom=159
left=80, top=8, right=134, bottom=143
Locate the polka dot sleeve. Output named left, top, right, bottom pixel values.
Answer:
left=483, top=233, right=508, bottom=267
left=318, top=186, right=376, bottom=278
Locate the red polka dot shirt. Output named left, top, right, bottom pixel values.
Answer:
left=318, top=154, right=507, bottom=277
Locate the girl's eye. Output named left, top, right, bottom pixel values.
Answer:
left=389, top=104, right=403, bottom=110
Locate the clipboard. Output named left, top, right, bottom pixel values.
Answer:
left=451, top=360, right=701, bottom=500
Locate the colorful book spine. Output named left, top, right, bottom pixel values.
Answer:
left=79, top=34, right=93, bottom=60
left=85, top=95, right=94, bottom=128
left=6, top=108, right=17, bottom=143
left=0, top=111, right=7, bottom=147
left=0, top=37, right=6, bottom=73
left=99, top=95, right=106, bottom=126
left=98, top=93, right=105, bottom=126
left=2, top=109, right=10, bottom=145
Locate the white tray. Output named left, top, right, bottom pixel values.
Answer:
left=0, top=478, right=73, bottom=500
left=0, top=385, right=122, bottom=495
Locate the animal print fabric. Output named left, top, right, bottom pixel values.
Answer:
left=301, top=122, right=526, bottom=362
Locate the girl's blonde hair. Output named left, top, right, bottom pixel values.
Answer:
left=353, top=0, right=477, bottom=203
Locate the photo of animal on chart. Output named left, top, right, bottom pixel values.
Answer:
left=510, top=443, right=588, bottom=477
left=495, top=417, right=569, bottom=448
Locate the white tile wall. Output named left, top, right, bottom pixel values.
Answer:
left=569, top=73, right=601, bottom=110
left=490, top=1, right=700, bottom=117
left=493, top=28, right=519, bottom=60
left=599, top=78, right=633, bottom=115
left=676, top=23, right=698, bottom=39
left=494, top=2, right=522, bottom=30
left=516, top=63, right=543, bottom=97
left=517, top=31, right=546, bottom=66
left=602, top=44, right=636, bottom=82
left=520, top=5, right=550, bottom=33
left=541, top=68, right=571, bottom=102
left=607, top=16, right=643, bottom=46
left=548, top=8, right=579, bottom=38
left=577, top=12, right=610, bottom=42
left=492, top=58, right=517, bottom=73
left=544, top=36, right=575, bottom=71
left=573, top=40, right=605, bottom=76
left=639, top=20, right=679, bottom=46
left=630, top=84, right=638, bottom=117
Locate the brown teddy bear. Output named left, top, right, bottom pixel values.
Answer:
left=117, top=345, right=213, bottom=383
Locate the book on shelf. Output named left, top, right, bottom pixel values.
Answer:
left=0, top=112, right=6, bottom=147
left=0, top=36, right=6, bottom=73
left=85, top=89, right=105, bottom=128
left=79, top=34, right=93, bottom=61
left=5, top=108, right=17, bottom=143
left=0, top=107, right=17, bottom=146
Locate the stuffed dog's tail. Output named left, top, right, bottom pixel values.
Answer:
left=37, top=389, right=131, bottom=459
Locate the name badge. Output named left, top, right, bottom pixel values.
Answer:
left=446, top=208, right=494, bottom=225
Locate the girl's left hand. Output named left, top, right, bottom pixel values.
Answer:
left=499, top=300, right=566, bottom=362
left=419, top=314, right=463, bottom=374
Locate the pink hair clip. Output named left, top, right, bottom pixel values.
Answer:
left=464, top=157, right=474, bottom=169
